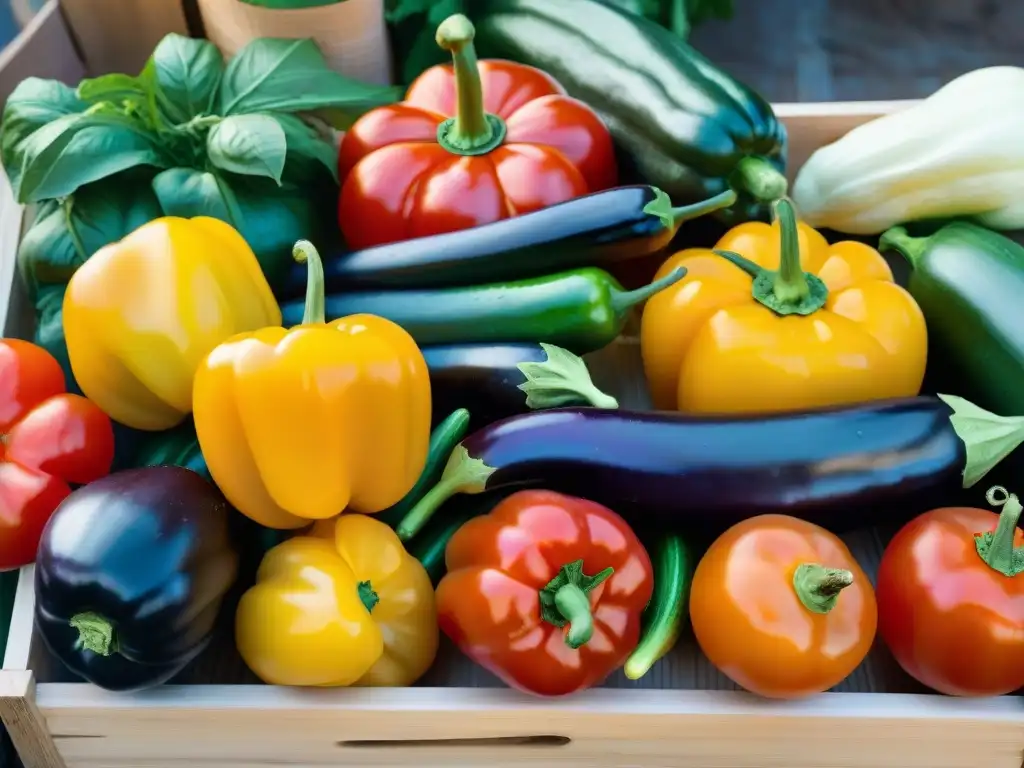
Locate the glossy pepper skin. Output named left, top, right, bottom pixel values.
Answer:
left=337, top=14, right=616, bottom=250
left=640, top=199, right=927, bottom=413
left=0, top=340, right=114, bottom=569
left=35, top=467, right=239, bottom=691
left=235, top=514, right=438, bottom=687
left=876, top=487, right=1024, bottom=697
left=436, top=489, right=654, bottom=696
left=690, top=514, right=877, bottom=699
left=62, top=217, right=281, bottom=431
left=193, top=240, right=431, bottom=529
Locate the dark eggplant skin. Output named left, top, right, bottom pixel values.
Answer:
left=403, top=398, right=966, bottom=538
left=423, top=343, right=548, bottom=430
left=278, top=186, right=734, bottom=297
left=35, top=466, right=239, bottom=692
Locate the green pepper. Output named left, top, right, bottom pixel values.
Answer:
left=624, top=533, right=691, bottom=680
left=377, top=408, right=472, bottom=529
left=280, top=267, right=686, bottom=355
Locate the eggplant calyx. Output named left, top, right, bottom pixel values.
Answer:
left=396, top=445, right=494, bottom=542
left=539, top=559, right=614, bottom=649
left=976, top=486, right=1024, bottom=577
left=642, top=187, right=738, bottom=233
left=70, top=611, right=118, bottom=656
left=792, top=563, right=853, bottom=615
left=358, top=580, right=380, bottom=613
left=937, top=394, right=1024, bottom=489
left=517, top=343, right=619, bottom=411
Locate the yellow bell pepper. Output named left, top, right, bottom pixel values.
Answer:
left=235, top=514, right=439, bottom=687
left=62, top=217, right=281, bottom=431
left=640, top=199, right=927, bottom=414
left=193, top=240, right=432, bottom=529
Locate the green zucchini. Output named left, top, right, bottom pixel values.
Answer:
left=399, top=0, right=788, bottom=224
left=624, top=533, right=691, bottom=680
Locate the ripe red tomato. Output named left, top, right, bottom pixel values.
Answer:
left=690, top=514, right=877, bottom=698
left=0, top=339, right=115, bottom=569
left=876, top=487, right=1024, bottom=696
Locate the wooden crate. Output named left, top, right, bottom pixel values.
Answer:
left=3, top=99, right=1024, bottom=768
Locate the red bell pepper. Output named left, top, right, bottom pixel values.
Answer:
left=436, top=489, right=653, bottom=696
left=0, top=340, right=114, bottom=569
left=337, top=13, right=617, bottom=250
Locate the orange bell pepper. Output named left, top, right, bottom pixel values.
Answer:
left=640, top=199, right=927, bottom=414
left=192, top=241, right=432, bottom=529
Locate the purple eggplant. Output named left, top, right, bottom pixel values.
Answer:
left=397, top=398, right=969, bottom=540
left=35, top=466, right=239, bottom=691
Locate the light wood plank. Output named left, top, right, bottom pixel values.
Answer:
left=0, top=672, right=66, bottom=768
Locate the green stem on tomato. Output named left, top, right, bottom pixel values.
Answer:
left=977, top=486, right=1024, bottom=577
left=539, top=559, right=614, bottom=649
left=712, top=198, right=828, bottom=316
left=792, top=563, right=853, bottom=615
left=293, top=239, right=326, bottom=325
left=434, top=14, right=506, bottom=156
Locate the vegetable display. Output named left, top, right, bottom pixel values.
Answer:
left=282, top=267, right=685, bottom=355
left=401, top=0, right=788, bottom=224
left=34, top=467, right=239, bottom=691
left=63, top=217, right=281, bottom=431
left=0, top=340, right=114, bottom=569
left=690, top=515, right=877, bottom=698
left=280, top=186, right=735, bottom=294
left=193, top=241, right=431, bottom=528
left=640, top=199, right=927, bottom=413
left=876, top=487, right=1024, bottom=697
left=436, top=490, right=653, bottom=696
left=792, top=67, right=1024, bottom=235
left=6, top=10, right=1024, bottom=714
left=236, top=514, right=438, bottom=686
left=338, top=13, right=617, bottom=249
left=397, top=399, right=970, bottom=541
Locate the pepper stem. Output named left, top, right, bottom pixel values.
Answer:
left=293, top=240, right=326, bottom=326
left=879, top=226, right=928, bottom=269
left=610, top=268, right=687, bottom=314
left=69, top=611, right=117, bottom=656
left=358, top=580, right=380, bottom=613
left=396, top=445, right=494, bottom=541
left=434, top=14, right=506, bottom=155
left=713, top=199, right=828, bottom=317
left=539, top=559, right=614, bottom=649
left=976, top=486, right=1024, bottom=577
left=792, top=563, right=853, bottom=615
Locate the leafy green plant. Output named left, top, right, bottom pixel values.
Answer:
left=1, top=33, right=402, bottom=289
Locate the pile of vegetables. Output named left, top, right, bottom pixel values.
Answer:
left=6, top=0, right=1024, bottom=704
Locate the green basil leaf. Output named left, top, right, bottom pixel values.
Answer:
left=273, top=113, right=338, bottom=183
left=152, top=167, right=336, bottom=289
left=17, top=171, right=163, bottom=293
left=150, top=34, right=224, bottom=122
left=217, top=37, right=401, bottom=118
left=1, top=78, right=86, bottom=191
left=77, top=73, right=147, bottom=105
left=15, top=112, right=167, bottom=203
left=207, top=114, right=287, bottom=184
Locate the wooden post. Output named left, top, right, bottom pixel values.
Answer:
left=58, top=0, right=189, bottom=76
left=0, top=671, right=66, bottom=768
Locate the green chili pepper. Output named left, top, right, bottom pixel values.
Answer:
left=280, top=267, right=686, bottom=355
left=624, top=533, right=691, bottom=680
left=377, top=409, right=472, bottom=529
